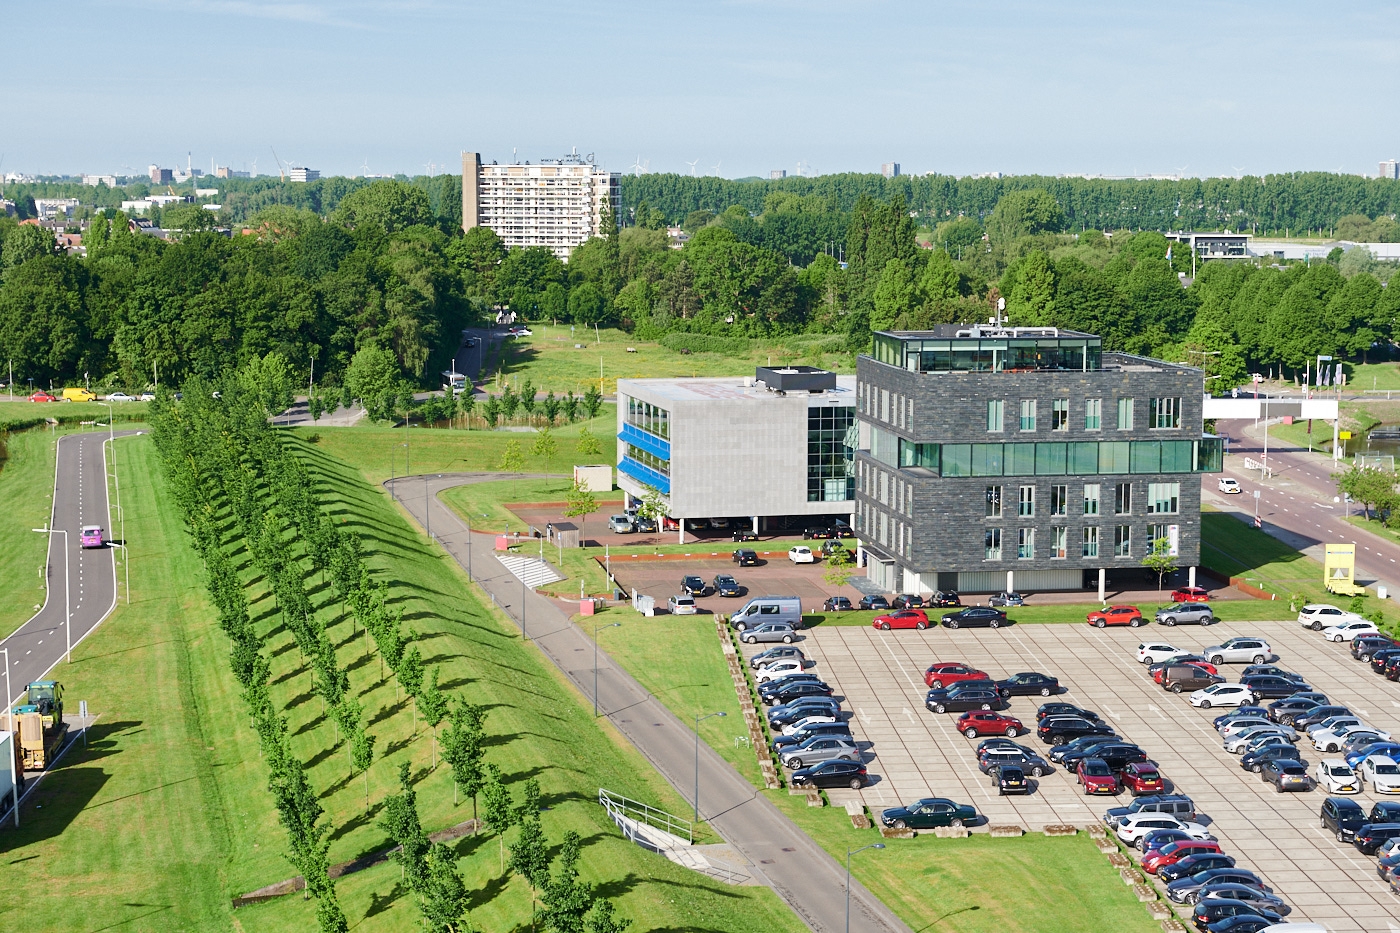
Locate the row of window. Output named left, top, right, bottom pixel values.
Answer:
left=887, top=436, right=1222, bottom=476
left=988, top=482, right=1179, bottom=518
left=984, top=524, right=1177, bottom=561
left=858, top=383, right=914, bottom=429
left=624, top=396, right=671, bottom=439
left=859, top=460, right=914, bottom=518
left=987, top=397, right=1180, bottom=433
left=622, top=443, right=670, bottom=477
left=857, top=502, right=910, bottom=557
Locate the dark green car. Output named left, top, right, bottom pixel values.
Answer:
left=880, top=797, right=978, bottom=830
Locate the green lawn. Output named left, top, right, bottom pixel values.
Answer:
left=0, top=398, right=150, bottom=431
left=0, top=427, right=59, bottom=638
left=438, top=475, right=624, bottom=537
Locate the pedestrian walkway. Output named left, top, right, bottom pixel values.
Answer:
left=495, top=553, right=564, bottom=589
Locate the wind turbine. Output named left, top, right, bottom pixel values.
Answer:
left=629, top=156, right=647, bottom=177
left=684, top=159, right=699, bottom=176
left=710, top=160, right=722, bottom=177
left=361, top=157, right=370, bottom=177
left=1231, top=166, right=1246, bottom=179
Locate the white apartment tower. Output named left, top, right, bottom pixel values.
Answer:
left=462, top=151, right=621, bottom=260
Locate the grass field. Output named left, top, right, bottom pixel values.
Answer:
left=439, top=476, right=625, bottom=537
left=0, top=427, right=60, bottom=639
left=0, top=398, right=150, bottom=431
left=1, top=430, right=806, bottom=933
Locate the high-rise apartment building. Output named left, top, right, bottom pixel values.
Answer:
left=289, top=167, right=320, bottom=183
left=881, top=162, right=901, bottom=178
left=1381, top=160, right=1399, bottom=180
left=461, top=151, right=621, bottom=260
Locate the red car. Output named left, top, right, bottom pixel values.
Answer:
left=1151, top=659, right=1218, bottom=684
left=871, top=609, right=929, bottom=631
left=1086, top=605, right=1142, bottom=628
left=957, top=710, right=1023, bottom=738
left=924, top=662, right=990, bottom=689
left=1142, top=839, right=1223, bottom=875
left=29, top=391, right=56, bottom=402
left=1119, top=762, right=1166, bottom=796
left=1075, top=758, right=1121, bottom=795
left=1171, top=586, right=1210, bottom=603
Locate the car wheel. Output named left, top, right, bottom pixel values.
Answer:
left=1200, top=699, right=1212, bottom=709
left=930, top=680, right=943, bottom=689
left=977, top=703, right=991, bottom=711
left=1210, top=655, right=1224, bottom=665
left=1186, top=893, right=1200, bottom=905
left=989, top=618, right=1002, bottom=629
left=1205, top=616, right=1216, bottom=625
left=1031, top=766, right=1044, bottom=777
left=1171, top=683, right=1183, bottom=693
left=1252, top=763, right=1263, bottom=772
left=849, top=779, right=863, bottom=790
left=1273, top=782, right=1282, bottom=793
left=892, top=819, right=907, bottom=829
left=1328, top=743, right=1339, bottom=753
left=1311, top=621, right=1323, bottom=631
left=1052, top=735, right=1065, bottom=745
left=880, top=622, right=891, bottom=631
left=736, top=621, right=748, bottom=632
left=1129, top=618, right=1141, bottom=627
left=1164, top=617, right=1176, bottom=626
left=782, top=635, right=794, bottom=644
left=1095, top=619, right=1106, bottom=628
left=1338, top=829, right=1346, bottom=842
left=1253, top=654, right=1266, bottom=664
left=935, top=704, right=947, bottom=714
left=1040, top=687, right=1052, bottom=697
left=964, top=727, right=978, bottom=738
left=743, top=636, right=756, bottom=644
left=949, top=818, right=964, bottom=828
left=1333, top=634, right=1345, bottom=643
left=949, top=620, right=960, bottom=629
left=789, top=758, right=803, bottom=769
left=916, top=621, right=927, bottom=630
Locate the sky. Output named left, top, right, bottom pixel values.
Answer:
left=7, top=1, right=1400, bottom=180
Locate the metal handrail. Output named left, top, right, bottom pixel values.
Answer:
left=598, top=788, right=693, bottom=844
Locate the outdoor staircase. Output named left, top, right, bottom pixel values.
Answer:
left=495, top=554, right=565, bottom=589
left=598, top=789, right=750, bottom=885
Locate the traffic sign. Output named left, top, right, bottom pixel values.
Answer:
left=1339, top=431, right=1352, bottom=440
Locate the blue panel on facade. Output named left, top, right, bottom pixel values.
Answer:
left=618, top=423, right=670, bottom=460
left=619, top=457, right=670, bottom=494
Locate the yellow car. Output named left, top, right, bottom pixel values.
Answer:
left=60, top=387, right=97, bottom=402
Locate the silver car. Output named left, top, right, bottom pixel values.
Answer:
left=779, top=735, right=859, bottom=770
left=608, top=514, right=634, bottom=533
left=1195, top=882, right=1289, bottom=915
left=1155, top=603, right=1216, bottom=626
left=1202, top=637, right=1272, bottom=665
left=741, top=622, right=798, bottom=645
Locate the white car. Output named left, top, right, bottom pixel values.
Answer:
left=1218, top=715, right=1275, bottom=736
left=1361, top=755, right=1400, bottom=793
left=1115, top=813, right=1213, bottom=846
left=104, top=392, right=135, bottom=402
left=782, top=715, right=838, bottom=736
left=1137, top=642, right=1182, bottom=664
left=1322, top=619, right=1379, bottom=643
left=1202, top=637, right=1272, bottom=665
left=1224, top=726, right=1296, bottom=753
left=1190, top=683, right=1255, bottom=709
left=139, top=392, right=155, bottom=401
left=788, top=546, right=815, bottom=564
left=1312, top=724, right=1389, bottom=752
left=755, top=658, right=806, bottom=683
left=667, top=595, right=697, bottom=615
left=1218, top=477, right=1242, bottom=494
left=1305, top=716, right=1365, bottom=739
left=1315, top=759, right=1361, bottom=794
left=1297, top=604, right=1362, bottom=631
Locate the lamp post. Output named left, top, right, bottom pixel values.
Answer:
left=593, top=621, right=621, bottom=718
left=2, top=646, right=14, bottom=827
left=693, top=710, right=726, bottom=822
left=846, top=843, right=886, bottom=933
left=31, top=527, right=70, bottom=663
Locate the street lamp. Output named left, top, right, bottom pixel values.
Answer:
left=593, top=621, right=621, bottom=717
left=31, top=527, right=70, bottom=663
left=693, top=710, right=726, bottom=822
left=846, top=843, right=886, bottom=933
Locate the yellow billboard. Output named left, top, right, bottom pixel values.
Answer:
left=1324, top=543, right=1365, bottom=596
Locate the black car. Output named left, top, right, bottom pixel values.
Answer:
left=1293, top=705, right=1352, bottom=729
left=802, top=527, right=836, bottom=540
left=712, top=574, right=743, bottom=597
left=858, top=594, right=890, bottom=611
left=892, top=594, right=925, bottom=610
left=942, top=607, right=1007, bottom=629
left=772, top=721, right=853, bottom=750
left=1059, top=743, right=1146, bottom=771
left=996, top=672, right=1060, bottom=697
left=925, top=685, right=1006, bottom=714
left=1037, top=702, right=1102, bottom=723
left=732, top=549, right=759, bottom=566
left=1371, top=648, right=1400, bottom=673
left=1240, top=744, right=1303, bottom=773
left=681, top=575, right=708, bottom=596
left=992, top=764, right=1028, bottom=795
left=1159, top=854, right=1237, bottom=884
left=1239, top=675, right=1311, bottom=700
left=1354, top=822, right=1400, bottom=855
left=757, top=673, right=823, bottom=697
left=1353, top=635, right=1399, bottom=660
left=1369, top=801, right=1400, bottom=823
left=750, top=645, right=805, bottom=669
left=730, top=529, right=758, bottom=542
left=822, top=596, right=852, bottom=612
left=634, top=516, right=658, bottom=533
left=1048, top=736, right=1123, bottom=765
left=1240, top=665, right=1305, bottom=682
left=1387, top=655, right=1400, bottom=681
left=820, top=539, right=849, bottom=558
left=1192, top=900, right=1282, bottom=930
left=761, top=681, right=834, bottom=706
left=1321, top=796, right=1367, bottom=842
left=789, top=759, right=867, bottom=790
left=1266, top=696, right=1321, bottom=724
left=767, top=697, right=841, bottom=726
left=1039, top=716, right=1116, bottom=746
left=929, top=590, right=962, bottom=608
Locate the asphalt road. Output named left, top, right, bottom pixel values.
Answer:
left=3, top=431, right=128, bottom=707
left=387, top=473, right=911, bottom=933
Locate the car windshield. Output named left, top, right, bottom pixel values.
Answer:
left=1084, top=762, right=1112, bottom=776
left=1328, top=766, right=1354, bottom=776
left=1377, top=764, right=1400, bottom=775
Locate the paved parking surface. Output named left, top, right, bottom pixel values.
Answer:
left=747, top=619, right=1400, bottom=932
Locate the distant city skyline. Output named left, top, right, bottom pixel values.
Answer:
left=6, top=1, right=1400, bottom=181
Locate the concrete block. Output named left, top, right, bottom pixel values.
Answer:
left=806, top=793, right=824, bottom=807
left=1120, top=868, right=1142, bottom=886
left=850, top=814, right=871, bottom=829
left=1085, top=824, right=1107, bottom=838
left=1161, top=920, right=1187, bottom=933
left=1042, top=824, right=1078, bottom=837
left=881, top=826, right=916, bottom=839
left=988, top=825, right=1023, bottom=838
left=1133, top=885, right=1157, bottom=903
left=1095, top=838, right=1119, bottom=853
left=932, top=825, right=970, bottom=838
left=1106, top=852, right=1131, bottom=869
left=1146, top=901, right=1174, bottom=920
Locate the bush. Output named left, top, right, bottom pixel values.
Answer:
left=659, top=332, right=748, bottom=356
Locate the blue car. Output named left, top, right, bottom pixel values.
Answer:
left=1347, top=742, right=1400, bottom=769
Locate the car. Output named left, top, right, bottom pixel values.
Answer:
left=1323, top=619, right=1379, bottom=643
left=995, top=672, right=1060, bottom=697
left=1077, top=758, right=1122, bottom=795
left=1346, top=742, right=1400, bottom=768
left=1240, top=665, right=1305, bottom=682
left=1238, top=734, right=1296, bottom=759
left=987, top=591, right=1025, bottom=607
left=1151, top=656, right=1218, bottom=679
left=821, top=596, right=851, bottom=612
left=778, top=735, right=858, bottom=770
left=1191, top=683, right=1255, bottom=709
left=1061, top=742, right=1147, bottom=772
left=667, top=595, right=697, bottom=615
left=1192, top=901, right=1282, bottom=930
left=634, top=516, right=658, bottom=533
left=1262, top=759, right=1313, bottom=792
left=138, top=392, right=155, bottom=401
left=1355, top=636, right=1400, bottom=661
left=1055, top=736, right=1129, bottom=766
left=1116, top=813, right=1212, bottom=846
left=1218, top=478, right=1242, bottom=494
left=992, top=764, right=1029, bottom=795
left=1138, top=828, right=1198, bottom=856
left=891, top=594, right=925, bottom=609
left=780, top=714, right=837, bottom=735
left=1362, top=755, right=1400, bottom=793
left=801, top=526, right=835, bottom=540
left=1341, top=730, right=1391, bottom=754
left=1312, top=723, right=1391, bottom=753
left=1305, top=714, right=1367, bottom=739
left=732, top=549, right=759, bottom=566
left=1370, top=648, right=1400, bottom=672
left=1039, top=716, right=1116, bottom=746
left=754, top=658, right=807, bottom=683
left=1218, top=715, right=1276, bottom=736
left=1143, top=839, right=1223, bottom=875
left=1036, top=702, right=1102, bottom=723
left=1171, top=586, right=1211, bottom=603
left=924, top=663, right=990, bottom=689
left=104, top=392, right=135, bottom=402
left=1159, top=853, right=1238, bottom=884
left=28, top=392, right=56, bottom=402
left=1267, top=697, right=1323, bottom=725
left=741, top=622, right=798, bottom=645
left=1297, top=604, right=1361, bottom=631
left=1195, top=884, right=1291, bottom=919
left=771, top=722, right=851, bottom=750
left=1202, top=638, right=1272, bottom=665
left=857, top=594, right=889, bottom=611
left=1213, top=707, right=1270, bottom=729
left=707, top=518, right=731, bottom=530
left=1292, top=705, right=1352, bottom=729
left=1157, top=603, right=1217, bottom=626
left=608, top=514, right=635, bottom=533
left=1240, top=745, right=1303, bottom=774
left=751, top=645, right=805, bottom=669
left=681, top=575, right=709, bottom=596
left=1138, top=642, right=1184, bottom=664
left=1369, top=801, right=1400, bottom=824
left=879, top=797, right=978, bottom=830
left=977, top=746, right=1052, bottom=777
left=757, top=672, right=822, bottom=696
left=941, top=607, right=1007, bottom=629
left=975, top=736, right=1034, bottom=756
left=789, top=759, right=868, bottom=790
left=1354, top=822, right=1400, bottom=854
left=767, top=697, right=840, bottom=726
left=505, top=326, right=533, bottom=336
left=1121, top=762, right=1166, bottom=796
left=1088, top=605, right=1142, bottom=627
left=1224, top=727, right=1296, bottom=754
left=819, top=539, right=849, bottom=558
left=1386, top=655, right=1400, bottom=681
left=79, top=525, right=105, bottom=548
left=1316, top=760, right=1361, bottom=794
left=929, top=590, right=963, bottom=608
left=872, top=609, right=929, bottom=631
left=1240, top=675, right=1311, bottom=700
left=1164, top=868, right=1269, bottom=905
left=761, top=680, right=833, bottom=706
left=787, top=546, right=815, bottom=564
left=712, top=574, right=742, bottom=598
left=925, top=685, right=1006, bottom=714
left=955, top=710, right=1023, bottom=737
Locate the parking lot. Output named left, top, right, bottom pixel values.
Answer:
left=746, top=618, right=1400, bottom=932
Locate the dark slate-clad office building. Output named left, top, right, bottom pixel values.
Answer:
left=853, top=326, right=1222, bottom=598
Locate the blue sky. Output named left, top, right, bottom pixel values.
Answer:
left=8, top=1, right=1400, bottom=179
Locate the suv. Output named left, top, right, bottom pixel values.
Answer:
left=858, top=595, right=889, bottom=611
left=1298, top=603, right=1361, bottom=630
left=681, top=575, right=709, bottom=596
left=608, top=514, right=635, bottom=533
left=1162, top=664, right=1224, bottom=693
left=1202, top=637, right=1272, bottom=665
left=929, top=590, right=963, bottom=608
left=667, top=595, right=697, bottom=615
left=1103, top=794, right=1197, bottom=825
left=1155, top=603, right=1215, bottom=626
left=977, top=746, right=1052, bottom=777
left=732, top=549, right=759, bottom=566
left=1170, top=586, right=1210, bottom=603
left=821, top=596, right=852, bottom=612
left=891, top=594, right=925, bottom=609
left=820, top=539, right=848, bottom=558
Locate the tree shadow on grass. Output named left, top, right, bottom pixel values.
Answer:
left=305, top=741, right=344, bottom=771
left=272, top=664, right=309, bottom=687
left=363, top=880, right=408, bottom=920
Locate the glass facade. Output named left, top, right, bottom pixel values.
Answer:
left=871, top=332, right=1103, bottom=373
left=898, top=438, right=1223, bottom=477
left=625, top=396, right=670, bottom=438
left=808, top=405, right=856, bottom=502
left=623, top=443, right=669, bottom=476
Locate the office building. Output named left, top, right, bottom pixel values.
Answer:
left=854, top=326, right=1221, bottom=597
left=1164, top=231, right=1251, bottom=260
left=770, top=169, right=787, bottom=179
left=149, top=165, right=172, bottom=184
left=1382, top=160, right=1399, bottom=180
left=215, top=166, right=250, bottom=179
left=81, top=174, right=116, bottom=187
left=615, top=367, right=856, bottom=540
left=462, top=150, right=621, bottom=260
left=881, top=162, right=901, bottom=178
left=289, top=167, right=319, bottom=183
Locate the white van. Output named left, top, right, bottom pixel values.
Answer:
left=730, top=596, right=802, bottom=632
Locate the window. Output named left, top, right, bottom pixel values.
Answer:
left=985, top=485, right=1003, bottom=518
left=1050, top=484, right=1068, bottom=516
left=623, top=443, right=670, bottom=476
left=1150, top=397, right=1181, bottom=430
left=987, top=399, right=1004, bottom=432
left=878, top=470, right=888, bottom=505
left=625, top=396, right=670, bottom=438
left=1147, top=482, right=1180, bottom=514
left=1085, top=398, right=1102, bottom=431
left=1082, top=526, right=1099, bottom=558
left=1020, top=399, right=1037, bottom=432
left=1148, top=523, right=1172, bottom=553
left=984, top=528, right=1002, bottom=561
left=1117, top=397, right=1134, bottom=431
left=878, top=511, right=887, bottom=546
left=1052, top=398, right=1069, bottom=431
left=1017, top=528, right=1035, bottom=560
left=881, top=389, right=889, bottom=423
left=1114, top=525, right=1132, bottom=557
left=1114, top=482, right=1131, bottom=515
left=1018, top=485, right=1036, bottom=517
left=807, top=405, right=855, bottom=502
left=1051, top=526, right=1067, bottom=559
left=1083, top=483, right=1100, bottom=515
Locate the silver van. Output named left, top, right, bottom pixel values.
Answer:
left=730, top=596, right=802, bottom=631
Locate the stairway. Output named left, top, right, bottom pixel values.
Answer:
left=496, top=554, right=565, bottom=589
left=598, top=788, right=750, bottom=885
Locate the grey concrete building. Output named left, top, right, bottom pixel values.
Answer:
left=615, top=368, right=856, bottom=541
left=854, top=326, right=1222, bottom=598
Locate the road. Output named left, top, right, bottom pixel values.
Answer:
left=387, top=473, right=911, bottom=933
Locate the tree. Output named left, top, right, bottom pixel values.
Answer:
left=568, top=282, right=608, bottom=325
left=540, top=831, right=592, bottom=933
left=1141, top=537, right=1178, bottom=598
left=582, top=383, right=604, bottom=419
left=334, top=180, right=435, bottom=233
left=399, top=645, right=425, bottom=732
left=440, top=700, right=487, bottom=814
left=418, top=666, right=449, bottom=768
left=1338, top=465, right=1397, bottom=520
left=509, top=815, right=551, bottom=894
left=532, top=426, right=557, bottom=469
left=821, top=546, right=855, bottom=590
left=541, top=392, right=561, bottom=426
left=635, top=485, right=668, bottom=528
left=419, top=842, right=470, bottom=933
left=984, top=189, right=1065, bottom=246
left=350, top=726, right=376, bottom=809
left=480, top=764, right=516, bottom=873
left=871, top=258, right=917, bottom=332
left=583, top=900, right=632, bottom=933
left=498, top=439, right=524, bottom=472
left=344, top=345, right=401, bottom=420
left=563, top=476, right=599, bottom=541
left=238, top=351, right=296, bottom=418
left=1, top=223, right=57, bottom=268
left=380, top=762, right=431, bottom=891
left=575, top=426, right=603, bottom=458
left=518, top=378, right=537, bottom=418
left=482, top=395, right=500, bottom=428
